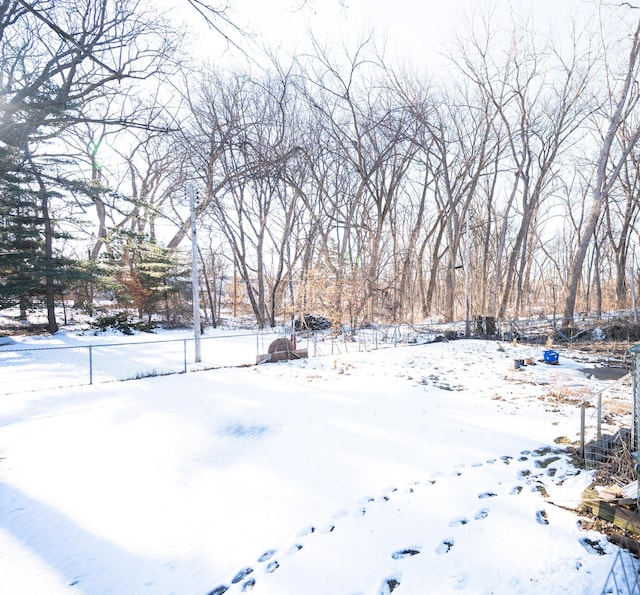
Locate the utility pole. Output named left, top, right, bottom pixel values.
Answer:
left=189, top=184, right=201, bottom=363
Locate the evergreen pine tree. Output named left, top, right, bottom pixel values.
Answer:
left=0, top=147, right=48, bottom=319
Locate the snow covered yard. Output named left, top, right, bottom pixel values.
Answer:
left=0, top=337, right=637, bottom=594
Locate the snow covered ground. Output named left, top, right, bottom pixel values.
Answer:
left=0, top=332, right=638, bottom=594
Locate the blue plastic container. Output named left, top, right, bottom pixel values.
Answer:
left=543, top=350, right=559, bottom=364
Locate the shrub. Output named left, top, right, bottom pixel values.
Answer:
left=93, top=312, right=157, bottom=335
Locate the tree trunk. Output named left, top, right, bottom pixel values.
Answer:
left=27, top=149, right=59, bottom=333
left=563, top=19, right=640, bottom=328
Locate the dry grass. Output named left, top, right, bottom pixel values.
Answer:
left=593, top=440, right=638, bottom=487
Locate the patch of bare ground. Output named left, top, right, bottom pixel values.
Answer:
left=542, top=386, right=593, bottom=407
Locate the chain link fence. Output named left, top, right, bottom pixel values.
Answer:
left=0, top=323, right=458, bottom=395
left=0, top=332, right=277, bottom=394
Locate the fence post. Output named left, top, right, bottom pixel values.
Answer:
left=580, top=401, right=586, bottom=460
left=183, top=339, right=187, bottom=373
left=89, top=345, right=93, bottom=385
left=597, top=391, right=602, bottom=440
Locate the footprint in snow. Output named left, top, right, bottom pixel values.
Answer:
left=210, top=457, right=528, bottom=594
left=391, top=547, right=421, bottom=559
left=359, top=496, right=376, bottom=505
left=436, top=539, right=455, bottom=555
left=536, top=510, right=549, bottom=525
left=265, top=561, right=279, bottom=574
left=231, top=568, right=253, bottom=584
left=379, top=576, right=401, bottom=593
left=579, top=537, right=607, bottom=555
left=298, top=526, right=315, bottom=537
left=257, top=550, right=276, bottom=563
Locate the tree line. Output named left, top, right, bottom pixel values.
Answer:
left=2, top=0, right=640, bottom=333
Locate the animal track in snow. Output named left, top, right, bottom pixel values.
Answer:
left=391, top=547, right=421, bottom=560
left=298, top=526, right=315, bottom=537
left=265, top=561, right=279, bottom=574
left=579, top=537, right=607, bottom=555
left=205, top=448, right=571, bottom=594
left=436, top=538, right=455, bottom=555
left=231, top=568, right=253, bottom=584
left=380, top=575, right=401, bottom=593
left=536, top=510, right=549, bottom=525
left=257, top=550, right=276, bottom=563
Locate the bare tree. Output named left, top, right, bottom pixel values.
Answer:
left=602, top=125, right=640, bottom=309
left=563, top=18, right=640, bottom=328
left=0, top=0, right=179, bottom=331
left=178, top=67, right=304, bottom=327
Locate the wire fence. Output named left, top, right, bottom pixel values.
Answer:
left=580, top=373, right=634, bottom=475
left=2, top=311, right=636, bottom=396
left=601, top=547, right=640, bottom=595
left=3, top=319, right=640, bottom=593
left=0, top=322, right=459, bottom=395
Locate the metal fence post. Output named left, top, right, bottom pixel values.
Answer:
left=183, top=339, right=187, bottom=373
left=597, top=390, right=602, bottom=440
left=580, top=400, right=586, bottom=460
left=89, top=345, right=93, bottom=385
